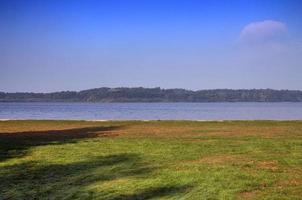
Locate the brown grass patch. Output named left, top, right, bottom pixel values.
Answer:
left=187, top=155, right=252, bottom=165
left=2, top=121, right=302, bottom=139
left=277, top=179, right=302, bottom=187
left=236, top=190, right=259, bottom=200
left=120, top=122, right=302, bottom=138
left=257, top=161, right=279, bottom=171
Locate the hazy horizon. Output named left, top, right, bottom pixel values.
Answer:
left=1, top=0, right=302, bottom=92
left=2, top=86, right=302, bottom=94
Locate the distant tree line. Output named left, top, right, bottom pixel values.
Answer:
left=1, top=87, right=302, bottom=102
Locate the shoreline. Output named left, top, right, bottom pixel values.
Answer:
left=1, top=119, right=301, bottom=122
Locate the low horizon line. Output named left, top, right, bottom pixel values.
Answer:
left=1, top=87, right=302, bottom=93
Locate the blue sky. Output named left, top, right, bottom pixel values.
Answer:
left=1, top=0, right=302, bottom=92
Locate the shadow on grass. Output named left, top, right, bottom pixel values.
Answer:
left=0, top=126, right=193, bottom=199
left=106, top=185, right=192, bottom=200
left=0, top=153, right=191, bottom=199
left=0, top=125, right=123, bottom=161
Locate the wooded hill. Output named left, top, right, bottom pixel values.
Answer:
left=1, top=87, right=302, bottom=102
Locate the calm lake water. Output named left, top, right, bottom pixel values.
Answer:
left=0, top=102, right=302, bottom=120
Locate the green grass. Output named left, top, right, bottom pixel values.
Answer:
left=0, top=120, right=302, bottom=199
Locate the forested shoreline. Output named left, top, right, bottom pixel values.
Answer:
left=1, top=87, right=302, bottom=102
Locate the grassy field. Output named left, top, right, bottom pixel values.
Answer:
left=0, top=120, right=302, bottom=199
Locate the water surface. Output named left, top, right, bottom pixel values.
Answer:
left=0, top=102, right=301, bottom=120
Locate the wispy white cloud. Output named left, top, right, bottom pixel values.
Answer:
left=239, top=20, right=287, bottom=44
